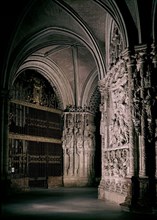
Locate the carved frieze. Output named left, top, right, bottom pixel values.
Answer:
left=99, top=60, right=129, bottom=149
left=103, top=148, right=129, bottom=178
left=103, top=178, right=129, bottom=195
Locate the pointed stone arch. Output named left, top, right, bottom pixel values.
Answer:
left=13, top=55, right=75, bottom=110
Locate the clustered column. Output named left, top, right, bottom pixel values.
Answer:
left=123, top=50, right=137, bottom=177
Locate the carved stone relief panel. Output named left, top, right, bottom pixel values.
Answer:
left=62, top=111, right=96, bottom=186
left=109, top=73, right=129, bottom=148
left=99, top=60, right=129, bottom=149
left=101, top=177, right=129, bottom=196
left=99, top=45, right=157, bottom=206
left=103, top=148, right=129, bottom=178
left=109, top=22, right=123, bottom=66
left=99, top=59, right=130, bottom=196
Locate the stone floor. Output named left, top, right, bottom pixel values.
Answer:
left=1, top=187, right=157, bottom=220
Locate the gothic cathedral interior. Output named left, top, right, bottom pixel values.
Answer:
left=1, top=0, right=157, bottom=213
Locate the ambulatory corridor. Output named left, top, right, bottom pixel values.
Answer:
left=1, top=187, right=157, bottom=220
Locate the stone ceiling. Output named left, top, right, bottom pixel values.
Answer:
left=1, top=0, right=153, bottom=110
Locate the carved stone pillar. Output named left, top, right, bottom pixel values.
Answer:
left=112, top=44, right=156, bottom=213
left=98, top=59, right=131, bottom=204
left=98, top=81, right=109, bottom=199
left=123, top=50, right=137, bottom=177
left=122, top=45, right=156, bottom=212
left=136, top=49, right=148, bottom=177
left=151, top=43, right=157, bottom=178
left=99, top=85, right=109, bottom=176
left=0, top=89, right=10, bottom=197
left=117, top=50, right=138, bottom=210
left=136, top=45, right=157, bottom=212
left=62, top=110, right=96, bottom=186
left=151, top=42, right=157, bottom=207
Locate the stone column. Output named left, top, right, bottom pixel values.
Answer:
left=134, top=45, right=155, bottom=211
left=98, top=80, right=109, bottom=200
left=151, top=42, right=157, bottom=207
left=119, top=50, right=138, bottom=210
left=136, top=49, right=147, bottom=177
left=0, top=89, right=10, bottom=198
left=123, top=50, right=137, bottom=177
left=151, top=43, right=157, bottom=178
